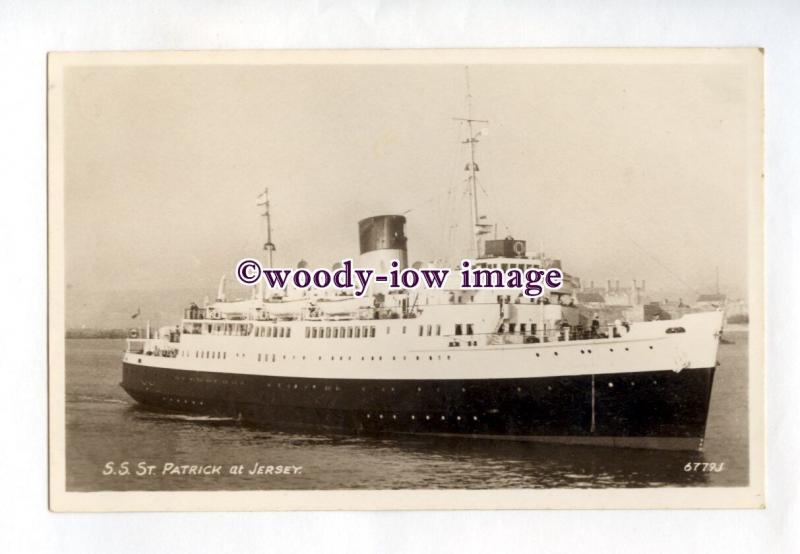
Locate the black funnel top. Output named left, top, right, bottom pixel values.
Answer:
left=358, top=215, right=407, bottom=254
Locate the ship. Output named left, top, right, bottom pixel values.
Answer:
left=120, top=78, right=724, bottom=452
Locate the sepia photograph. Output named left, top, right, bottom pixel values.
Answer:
left=47, top=48, right=764, bottom=511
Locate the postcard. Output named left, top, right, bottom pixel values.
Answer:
left=48, top=48, right=764, bottom=511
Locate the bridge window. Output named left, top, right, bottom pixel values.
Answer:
left=455, top=324, right=463, bottom=336
left=466, top=324, right=474, bottom=335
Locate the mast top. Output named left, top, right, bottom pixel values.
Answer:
left=453, top=66, right=490, bottom=259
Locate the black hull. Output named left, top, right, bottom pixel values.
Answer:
left=121, top=362, right=715, bottom=451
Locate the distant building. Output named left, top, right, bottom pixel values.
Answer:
left=696, top=293, right=726, bottom=307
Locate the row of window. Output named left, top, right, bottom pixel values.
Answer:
left=305, top=325, right=377, bottom=339
left=176, top=343, right=655, bottom=362
left=186, top=321, right=482, bottom=339
left=497, top=322, right=538, bottom=335
left=255, top=326, right=291, bottom=338
left=180, top=350, right=249, bottom=360
left=181, top=350, right=229, bottom=360
left=162, top=377, right=660, bottom=397
left=183, top=320, right=579, bottom=340
left=366, top=413, right=480, bottom=422
left=183, top=322, right=293, bottom=338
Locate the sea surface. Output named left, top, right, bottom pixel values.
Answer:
left=65, top=333, right=749, bottom=491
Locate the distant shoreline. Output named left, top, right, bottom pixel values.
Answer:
left=66, top=329, right=130, bottom=339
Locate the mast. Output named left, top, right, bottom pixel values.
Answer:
left=453, top=66, right=489, bottom=259
left=257, top=188, right=276, bottom=300
left=257, top=187, right=275, bottom=267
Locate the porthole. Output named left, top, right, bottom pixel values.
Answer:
left=608, top=382, right=614, bottom=388
left=649, top=346, right=654, bottom=350
left=535, top=353, right=540, bottom=357
left=624, top=347, right=629, bottom=352
left=610, top=348, right=614, bottom=352
left=425, top=415, right=430, bottom=420
left=440, top=415, right=445, bottom=420
left=554, top=352, right=559, bottom=356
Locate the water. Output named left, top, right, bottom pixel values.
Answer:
left=65, top=334, right=749, bottom=491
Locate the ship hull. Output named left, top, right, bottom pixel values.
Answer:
left=121, top=362, right=715, bottom=451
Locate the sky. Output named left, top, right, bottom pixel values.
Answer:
left=61, top=54, right=759, bottom=328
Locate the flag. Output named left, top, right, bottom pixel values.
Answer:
left=131, top=307, right=141, bottom=319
